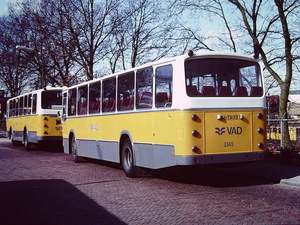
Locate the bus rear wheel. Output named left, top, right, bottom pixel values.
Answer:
left=121, top=139, right=135, bottom=178
left=71, top=135, right=80, bottom=163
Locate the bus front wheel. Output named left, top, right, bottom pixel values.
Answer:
left=121, top=139, right=135, bottom=178
left=23, top=131, right=31, bottom=151
left=10, top=129, right=18, bottom=146
left=71, top=136, right=80, bottom=163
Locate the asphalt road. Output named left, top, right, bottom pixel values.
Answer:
left=1, top=136, right=300, bottom=225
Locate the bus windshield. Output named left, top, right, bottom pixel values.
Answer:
left=185, top=58, right=263, bottom=97
left=41, top=90, right=62, bottom=109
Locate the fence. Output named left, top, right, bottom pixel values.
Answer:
left=267, top=119, right=300, bottom=147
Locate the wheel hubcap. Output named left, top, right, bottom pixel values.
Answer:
left=124, top=148, right=132, bottom=169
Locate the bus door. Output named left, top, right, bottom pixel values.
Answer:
left=61, top=91, right=68, bottom=123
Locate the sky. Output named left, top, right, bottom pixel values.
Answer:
left=0, top=0, right=9, bottom=15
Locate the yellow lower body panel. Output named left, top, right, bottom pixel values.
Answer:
left=63, top=109, right=266, bottom=169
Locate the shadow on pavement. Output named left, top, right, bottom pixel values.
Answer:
left=149, top=161, right=300, bottom=188
left=0, top=179, right=126, bottom=225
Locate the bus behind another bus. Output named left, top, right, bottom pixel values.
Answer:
left=7, top=87, right=63, bottom=150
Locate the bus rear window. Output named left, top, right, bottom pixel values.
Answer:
left=185, top=58, right=263, bottom=97
left=41, top=90, right=62, bottom=109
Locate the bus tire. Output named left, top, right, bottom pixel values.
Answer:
left=71, top=135, right=80, bottom=163
left=23, top=131, right=31, bottom=151
left=10, top=129, right=18, bottom=146
left=121, top=139, right=135, bottom=178
left=8, top=128, right=12, bottom=139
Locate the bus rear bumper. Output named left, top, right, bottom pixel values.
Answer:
left=37, top=136, right=63, bottom=142
left=176, top=152, right=265, bottom=166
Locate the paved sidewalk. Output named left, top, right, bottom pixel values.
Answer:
left=219, top=152, right=300, bottom=187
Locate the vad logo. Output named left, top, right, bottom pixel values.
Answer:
left=215, top=127, right=242, bottom=135
left=215, top=127, right=226, bottom=135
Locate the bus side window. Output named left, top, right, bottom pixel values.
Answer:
left=13, top=99, right=17, bottom=116
left=118, top=72, right=134, bottom=111
left=14, top=98, right=19, bottom=116
left=32, top=94, right=37, bottom=114
left=155, top=65, right=173, bottom=108
left=102, top=77, right=116, bottom=112
left=136, top=67, right=153, bottom=109
left=89, top=81, right=101, bottom=114
left=24, top=95, right=28, bottom=115
left=9, top=100, right=14, bottom=117
left=28, top=94, right=32, bottom=114
left=20, top=96, right=24, bottom=116
left=68, top=89, right=77, bottom=116
left=78, top=85, right=88, bottom=115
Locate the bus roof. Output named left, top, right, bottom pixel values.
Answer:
left=8, top=86, right=64, bottom=100
left=67, top=50, right=260, bottom=89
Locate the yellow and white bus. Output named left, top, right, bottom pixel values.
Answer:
left=6, top=87, right=63, bottom=150
left=62, top=50, right=266, bottom=177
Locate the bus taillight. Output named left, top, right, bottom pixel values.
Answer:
left=257, top=127, right=264, bottom=134
left=258, top=142, right=264, bottom=149
left=192, top=130, right=199, bottom=137
left=257, top=113, right=263, bottom=119
left=191, top=114, right=198, bottom=121
left=192, top=146, right=200, bottom=153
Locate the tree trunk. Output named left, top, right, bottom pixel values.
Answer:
left=279, top=82, right=292, bottom=149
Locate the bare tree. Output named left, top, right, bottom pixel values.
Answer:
left=228, top=0, right=300, bottom=149
left=105, top=0, right=180, bottom=73
left=170, top=0, right=300, bottom=149
left=38, top=0, right=80, bottom=86
left=58, top=0, right=122, bottom=80
left=5, top=0, right=66, bottom=89
left=167, top=0, right=240, bottom=52
left=0, top=14, right=33, bottom=97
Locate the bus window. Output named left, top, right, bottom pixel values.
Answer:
left=89, top=81, right=101, bottom=114
left=62, top=92, right=67, bottom=121
left=9, top=99, right=15, bottom=117
left=68, top=89, right=77, bottom=116
left=185, top=58, right=262, bottom=97
left=42, top=90, right=62, bottom=109
left=28, top=94, right=32, bottom=114
left=239, top=65, right=263, bottom=96
left=118, top=72, right=134, bottom=111
left=32, top=94, right=37, bottom=114
left=77, top=85, right=88, bottom=115
left=19, top=97, right=24, bottom=116
left=136, top=67, right=153, bottom=109
left=155, top=65, right=173, bottom=108
left=102, top=77, right=116, bottom=112
left=14, top=99, right=17, bottom=116
left=24, top=95, right=28, bottom=115
left=8, top=100, right=12, bottom=117
left=14, top=98, right=19, bottom=116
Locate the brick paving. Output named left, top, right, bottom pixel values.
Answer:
left=1, top=136, right=300, bottom=224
